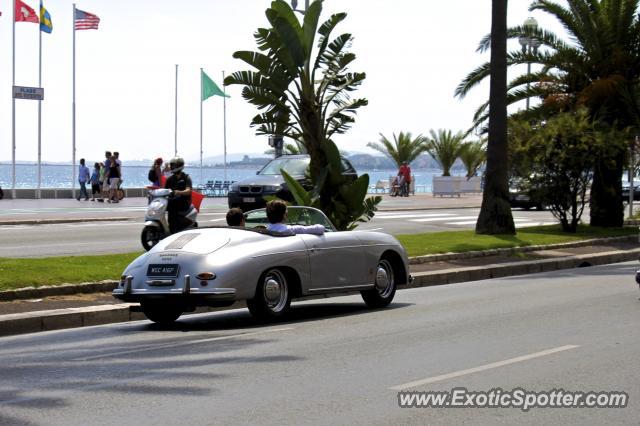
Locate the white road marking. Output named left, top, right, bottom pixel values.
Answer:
left=414, top=216, right=477, bottom=223
left=443, top=220, right=479, bottom=225
left=515, top=222, right=555, bottom=227
left=389, top=345, right=579, bottom=390
left=73, top=327, right=295, bottom=361
left=376, top=213, right=458, bottom=219
left=209, top=218, right=227, bottom=222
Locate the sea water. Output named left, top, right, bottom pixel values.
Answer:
left=0, top=163, right=446, bottom=193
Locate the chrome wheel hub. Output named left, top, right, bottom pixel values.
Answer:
left=263, top=270, right=288, bottom=312
left=375, top=260, right=394, bottom=298
left=375, top=267, right=389, bottom=291
left=264, top=278, right=282, bottom=303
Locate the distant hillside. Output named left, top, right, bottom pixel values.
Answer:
left=347, top=153, right=441, bottom=170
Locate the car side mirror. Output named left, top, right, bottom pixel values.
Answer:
left=256, top=171, right=260, bottom=175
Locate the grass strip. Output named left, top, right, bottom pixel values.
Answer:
left=0, top=252, right=142, bottom=292
left=0, top=225, right=636, bottom=292
left=396, top=225, right=637, bottom=257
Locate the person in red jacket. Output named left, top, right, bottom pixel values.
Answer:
left=398, top=161, right=412, bottom=196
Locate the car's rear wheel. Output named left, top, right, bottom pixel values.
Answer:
left=247, top=268, right=291, bottom=320
left=141, top=302, right=182, bottom=325
left=361, top=258, right=396, bottom=308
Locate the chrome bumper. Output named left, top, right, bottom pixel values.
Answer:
left=112, top=274, right=236, bottom=302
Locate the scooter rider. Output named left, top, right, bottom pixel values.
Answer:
left=164, top=157, right=193, bottom=234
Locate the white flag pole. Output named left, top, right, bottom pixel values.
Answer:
left=222, top=70, right=227, bottom=182
left=11, top=0, right=17, bottom=198
left=37, top=6, right=43, bottom=199
left=174, top=64, right=178, bottom=157
left=72, top=3, right=77, bottom=199
left=200, top=68, right=203, bottom=186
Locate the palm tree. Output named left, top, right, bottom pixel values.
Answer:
left=225, top=0, right=377, bottom=230
left=426, top=129, right=465, bottom=176
left=459, top=140, right=486, bottom=178
left=366, top=132, right=427, bottom=167
left=456, top=0, right=640, bottom=228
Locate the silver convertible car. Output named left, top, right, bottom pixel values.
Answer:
left=113, top=206, right=412, bottom=324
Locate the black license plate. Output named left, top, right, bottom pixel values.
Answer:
left=147, top=264, right=180, bottom=277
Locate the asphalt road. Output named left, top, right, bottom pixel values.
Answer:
left=1, top=262, right=638, bottom=425
left=0, top=208, right=556, bottom=258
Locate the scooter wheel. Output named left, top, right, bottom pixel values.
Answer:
left=141, top=226, right=164, bottom=251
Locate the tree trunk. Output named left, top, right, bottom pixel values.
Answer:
left=590, top=153, right=624, bottom=227
left=476, top=0, right=515, bottom=235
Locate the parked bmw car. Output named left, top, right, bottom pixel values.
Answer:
left=113, top=206, right=412, bottom=324
left=227, top=154, right=358, bottom=211
left=508, top=178, right=546, bottom=210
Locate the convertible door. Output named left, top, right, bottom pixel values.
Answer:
left=298, top=233, right=368, bottom=292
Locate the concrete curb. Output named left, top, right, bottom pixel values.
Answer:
left=1, top=246, right=639, bottom=337
left=409, top=235, right=639, bottom=264
left=406, top=248, right=640, bottom=289
left=0, top=281, right=119, bottom=302
left=0, top=217, right=131, bottom=226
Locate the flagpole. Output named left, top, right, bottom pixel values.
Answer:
left=174, top=64, right=178, bottom=157
left=11, top=0, right=17, bottom=199
left=222, top=70, right=227, bottom=182
left=200, top=68, right=203, bottom=187
left=72, top=3, right=77, bottom=199
left=37, top=5, right=43, bottom=199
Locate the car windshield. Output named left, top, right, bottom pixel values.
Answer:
left=244, top=206, right=336, bottom=232
left=259, top=157, right=309, bottom=176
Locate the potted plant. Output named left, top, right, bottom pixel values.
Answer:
left=459, top=140, right=486, bottom=192
left=427, top=129, right=465, bottom=196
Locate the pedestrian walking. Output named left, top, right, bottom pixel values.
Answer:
left=108, top=154, right=121, bottom=203
left=77, top=158, right=90, bottom=201
left=90, top=162, right=101, bottom=201
left=399, top=161, right=412, bottom=197
left=101, top=151, right=112, bottom=201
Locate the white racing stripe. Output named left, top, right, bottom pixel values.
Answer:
left=389, top=345, right=579, bottom=390
left=73, top=327, right=295, bottom=361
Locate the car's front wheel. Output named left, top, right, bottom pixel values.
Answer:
left=141, top=302, right=183, bottom=325
left=247, top=268, right=291, bottom=320
left=361, top=258, right=397, bottom=308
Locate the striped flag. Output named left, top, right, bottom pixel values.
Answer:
left=74, top=8, right=99, bottom=30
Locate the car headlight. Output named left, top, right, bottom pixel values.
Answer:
left=230, top=183, right=239, bottom=192
left=263, top=185, right=282, bottom=192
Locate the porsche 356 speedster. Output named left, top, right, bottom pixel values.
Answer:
left=113, top=206, right=412, bottom=324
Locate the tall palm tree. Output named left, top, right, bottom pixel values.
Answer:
left=459, top=140, right=487, bottom=178
left=426, top=129, right=465, bottom=177
left=366, top=132, right=427, bottom=167
left=456, top=0, right=640, bottom=227
left=225, top=0, right=379, bottom=230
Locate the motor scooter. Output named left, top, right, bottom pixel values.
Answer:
left=141, top=188, right=198, bottom=251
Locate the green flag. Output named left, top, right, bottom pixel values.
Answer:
left=201, top=70, right=229, bottom=101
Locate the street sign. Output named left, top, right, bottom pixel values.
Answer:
left=13, top=86, right=44, bottom=101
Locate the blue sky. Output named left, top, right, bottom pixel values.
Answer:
left=0, top=0, right=565, bottom=163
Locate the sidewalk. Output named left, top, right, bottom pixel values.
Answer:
left=0, top=193, right=484, bottom=225
left=1, top=236, right=638, bottom=337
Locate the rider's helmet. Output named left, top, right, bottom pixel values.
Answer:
left=169, top=156, right=185, bottom=174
